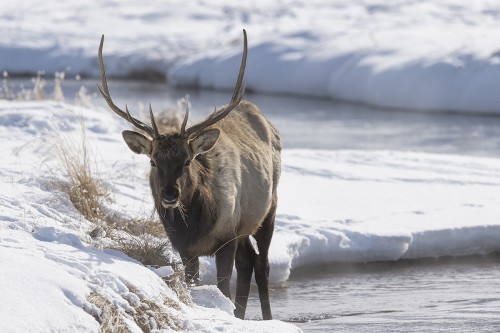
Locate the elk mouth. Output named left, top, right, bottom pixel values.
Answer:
left=161, top=198, right=179, bottom=208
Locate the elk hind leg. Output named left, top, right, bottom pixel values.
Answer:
left=234, top=238, right=256, bottom=319
left=253, top=199, right=276, bottom=320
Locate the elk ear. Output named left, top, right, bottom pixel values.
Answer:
left=189, top=128, right=220, bottom=157
left=122, top=130, right=152, bottom=155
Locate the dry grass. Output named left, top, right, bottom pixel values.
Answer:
left=54, top=121, right=106, bottom=223
left=87, top=290, right=185, bottom=332
left=127, top=286, right=185, bottom=331
left=113, top=233, right=172, bottom=268
left=133, top=298, right=184, bottom=331
left=164, top=269, right=193, bottom=306
left=87, top=293, right=129, bottom=333
left=118, top=216, right=166, bottom=238
left=155, top=107, right=182, bottom=135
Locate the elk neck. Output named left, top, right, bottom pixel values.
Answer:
left=154, top=149, right=219, bottom=251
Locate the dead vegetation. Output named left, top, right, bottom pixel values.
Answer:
left=87, top=290, right=185, bottom=333
left=114, top=233, right=172, bottom=268
left=54, top=120, right=106, bottom=224
left=87, top=293, right=128, bottom=333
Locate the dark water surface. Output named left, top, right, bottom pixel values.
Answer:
left=16, top=78, right=500, bottom=156
left=246, top=255, right=500, bottom=332
left=12, top=78, right=500, bottom=332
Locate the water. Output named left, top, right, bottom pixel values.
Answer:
left=12, top=78, right=500, bottom=331
left=14, top=77, right=500, bottom=156
left=246, top=255, right=500, bottom=332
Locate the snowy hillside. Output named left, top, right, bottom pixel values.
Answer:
left=2, top=1, right=500, bottom=113
left=1, top=99, right=500, bottom=330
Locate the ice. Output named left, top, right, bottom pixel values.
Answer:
left=2, top=1, right=500, bottom=113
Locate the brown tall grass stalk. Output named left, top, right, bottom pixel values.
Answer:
left=54, top=117, right=105, bottom=223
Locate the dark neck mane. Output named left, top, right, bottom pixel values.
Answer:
left=156, top=153, right=218, bottom=254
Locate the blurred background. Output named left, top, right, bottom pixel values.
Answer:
left=2, top=0, right=500, bottom=156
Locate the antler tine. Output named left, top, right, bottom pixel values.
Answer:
left=149, top=104, right=160, bottom=138
left=230, top=29, right=247, bottom=104
left=180, top=95, right=189, bottom=135
left=96, top=35, right=158, bottom=139
left=184, top=29, right=248, bottom=138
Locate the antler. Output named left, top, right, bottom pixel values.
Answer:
left=182, top=29, right=248, bottom=138
left=180, top=95, right=189, bottom=135
left=96, top=35, right=160, bottom=139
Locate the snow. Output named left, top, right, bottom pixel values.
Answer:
left=270, top=149, right=500, bottom=282
left=2, top=1, right=500, bottom=113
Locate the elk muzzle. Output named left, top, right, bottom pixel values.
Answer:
left=161, top=187, right=180, bottom=208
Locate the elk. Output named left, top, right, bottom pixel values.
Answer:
left=97, top=30, right=281, bottom=320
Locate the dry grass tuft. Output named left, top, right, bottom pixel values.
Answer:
left=113, top=234, right=172, bottom=268
left=155, top=107, right=182, bottom=135
left=164, top=269, right=193, bottom=306
left=87, top=293, right=129, bottom=333
left=54, top=122, right=106, bottom=223
left=88, top=290, right=185, bottom=332
left=119, top=216, right=166, bottom=238
left=133, top=298, right=184, bottom=331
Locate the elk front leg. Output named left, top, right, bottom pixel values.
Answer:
left=234, top=237, right=256, bottom=319
left=215, top=239, right=237, bottom=299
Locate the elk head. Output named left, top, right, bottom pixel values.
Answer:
left=97, top=31, right=247, bottom=211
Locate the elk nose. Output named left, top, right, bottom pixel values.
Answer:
left=162, top=188, right=179, bottom=203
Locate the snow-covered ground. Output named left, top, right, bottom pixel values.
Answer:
left=1, top=99, right=500, bottom=331
left=2, top=1, right=500, bottom=113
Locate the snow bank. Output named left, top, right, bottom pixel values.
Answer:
left=2, top=1, right=500, bottom=113
left=269, top=150, right=500, bottom=282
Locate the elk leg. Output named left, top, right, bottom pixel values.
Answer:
left=181, top=255, right=199, bottom=286
left=253, top=199, right=276, bottom=320
left=215, top=239, right=237, bottom=299
left=234, top=238, right=256, bottom=319
left=254, top=254, right=271, bottom=320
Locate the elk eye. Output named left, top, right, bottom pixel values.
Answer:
left=184, top=160, right=191, bottom=167
left=150, top=160, right=156, bottom=167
